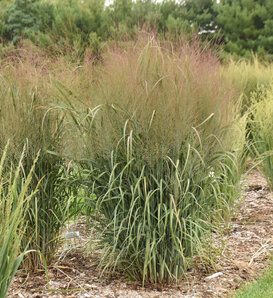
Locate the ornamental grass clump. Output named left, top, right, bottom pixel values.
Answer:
left=0, top=143, right=38, bottom=297
left=222, top=58, right=273, bottom=113
left=62, top=39, right=245, bottom=284
left=250, top=85, right=273, bottom=189
left=0, top=59, right=75, bottom=271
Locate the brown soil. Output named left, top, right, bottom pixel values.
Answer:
left=9, top=169, right=273, bottom=298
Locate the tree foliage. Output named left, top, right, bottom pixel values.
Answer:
left=0, top=0, right=272, bottom=60
left=3, top=0, right=54, bottom=44
left=215, top=0, right=273, bottom=59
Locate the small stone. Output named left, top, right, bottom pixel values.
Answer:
left=205, top=272, right=223, bottom=279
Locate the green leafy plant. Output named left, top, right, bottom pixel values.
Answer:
left=0, top=142, right=38, bottom=297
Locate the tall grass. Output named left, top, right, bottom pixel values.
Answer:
left=222, top=58, right=273, bottom=113
left=60, top=39, right=245, bottom=284
left=249, top=85, right=273, bottom=189
left=0, top=143, right=38, bottom=297
left=0, top=57, right=76, bottom=270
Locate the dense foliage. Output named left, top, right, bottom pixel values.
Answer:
left=0, top=58, right=78, bottom=270
left=55, top=40, right=246, bottom=283
left=0, top=0, right=272, bottom=293
left=0, top=0, right=272, bottom=60
left=0, top=144, right=38, bottom=297
left=250, top=86, right=273, bottom=190
left=215, top=0, right=273, bottom=59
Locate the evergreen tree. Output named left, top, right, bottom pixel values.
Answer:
left=215, top=0, right=273, bottom=58
left=4, top=0, right=54, bottom=44
left=185, top=0, right=216, bottom=33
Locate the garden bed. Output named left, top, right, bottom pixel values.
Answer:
left=9, top=168, right=273, bottom=298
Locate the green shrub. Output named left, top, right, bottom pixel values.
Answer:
left=61, top=40, right=245, bottom=284
left=0, top=143, right=38, bottom=297
left=3, top=0, right=54, bottom=44
left=250, top=85, right=273, bottom=189
left=35, top=0, right=105, bottom=61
